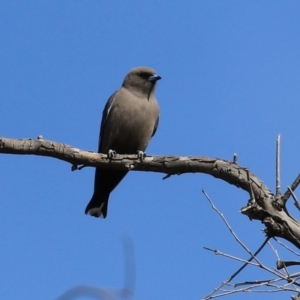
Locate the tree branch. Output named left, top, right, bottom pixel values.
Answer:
left=1, top=136, right=300, bottom=248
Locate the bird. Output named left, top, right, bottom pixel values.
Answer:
left=85, top=66, right=161, bottom=218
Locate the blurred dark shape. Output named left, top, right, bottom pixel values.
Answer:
left=56, top=236, right=135, bottom=300
left=56, top=285, right=132, bottom=300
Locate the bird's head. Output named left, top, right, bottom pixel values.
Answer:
left=122, top=67, right=161, bottom=98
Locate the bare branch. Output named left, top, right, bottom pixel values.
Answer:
left=202, top=191, right=300, bottom=299
left=277, top=261, right=300, bottom=270
left=203, top=247, right=260, bottom=268
left=276, top=134, right=281, bottom=196
left=233, top=153, right=238, bottom=164
left=288, top=187, right=300, bottom=212
left=283, top=174, right=300, bottom=202
left=229, top=238, right=270, bottom=282
left=203, top=190, right=268, bottom=268
left=2, top=136, right=300, bottom=249
left=273, top=237, right=300, bottom=256
left=0, top=136, right=273, bottom=199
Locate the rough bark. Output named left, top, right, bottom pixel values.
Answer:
left=1, top=136, right=300, bottom=248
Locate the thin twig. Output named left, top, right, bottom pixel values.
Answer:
left=202, top=190, right=299, bottom=299
left=207, top=278, right=300, bottom=299
left=202, top=190, right=286, bottom=299
left=203, top=189, right=264, bottom=266
left=273, top=237, right=300, bottom=256
left=206, top=271, right=300, bottom=299
left=233, top=153, right=238, bottom=164
left=267, top=242, right=300, bottom=290
left=282, top=174, right=300, bottom=202
left=276, top=134, right=281, bottom=196
left=203, top=247, right=260, bottom=267
left=268, top=240, right=280, bottom=261
left=268, top=241, right=290, bottom=278
left=288, top=187, right=300, bottom=212
left=234, top=279, right=274, bottom=287
left=228, top=238, right=270, bottom=282
left=268, top=240, right=300, bottom=290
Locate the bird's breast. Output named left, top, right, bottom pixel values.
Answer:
left=100, top=97, right=159, bottom=154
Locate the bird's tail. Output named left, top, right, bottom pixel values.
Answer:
left=86, top=169, right=128, bottom=218
left=85, top=192, right=109, bottom=218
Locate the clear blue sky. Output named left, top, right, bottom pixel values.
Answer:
left=1, top=1, right=300, bottom=299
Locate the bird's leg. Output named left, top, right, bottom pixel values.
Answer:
left=137, top=150, right=146, bottom=161
left=107, top=149, right=117, bottom=159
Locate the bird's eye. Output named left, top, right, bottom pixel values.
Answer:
left=139, top=72, right=151, bottom=79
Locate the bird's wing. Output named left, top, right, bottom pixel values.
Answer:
left=98, top=91, right=117, bottom=151
left=152, top=115, right=159, bottom=137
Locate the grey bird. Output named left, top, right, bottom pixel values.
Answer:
left=85, top=67, right=161, bottom=218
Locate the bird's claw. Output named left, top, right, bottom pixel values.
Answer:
left=137, top=150, right=146, bottom=161
left=107, top=149, right=117, bottom=159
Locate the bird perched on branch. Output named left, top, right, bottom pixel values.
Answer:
left=85, top=66, right=161, bottom=218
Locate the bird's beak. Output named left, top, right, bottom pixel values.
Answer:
left=148, top=74, right=162, bottom=82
